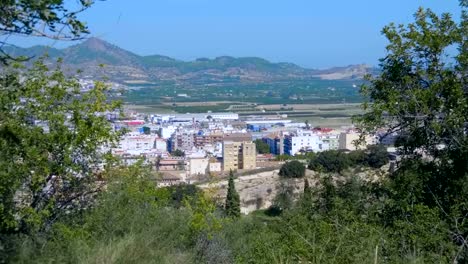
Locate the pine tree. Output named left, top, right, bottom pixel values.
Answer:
left=225, top=170, right=241, bottom=218
left=299, top=178, right=314, bottom=215
left=303, top=179, right=312, bottom=201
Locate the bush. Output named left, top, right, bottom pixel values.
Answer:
left=308, top=150, right=350, bottom=173
left=366, top=145, right=389, bottom=168
left=171, top=149, right=185, bottom=157
left=254, top=139, right=270, bottom=154
left=279, top=160, right=306, bottom=178
left=348, top=149, right=368, bottom=166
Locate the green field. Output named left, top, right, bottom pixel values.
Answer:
left=123, top=78, right=365, bottom=105
left=123, top=78, right=365, bottom=127
left=125, top=102, right=362, bottom=128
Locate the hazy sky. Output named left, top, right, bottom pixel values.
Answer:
left=12, top=0, right=462, bottom=68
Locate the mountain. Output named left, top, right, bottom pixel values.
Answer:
left=5, top=38, right=374, bottom=84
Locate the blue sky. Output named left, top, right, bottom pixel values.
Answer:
left=12, top=0, right=462, bottom=68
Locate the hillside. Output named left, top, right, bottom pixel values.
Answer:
left=5, top=38, right=375, bottom=84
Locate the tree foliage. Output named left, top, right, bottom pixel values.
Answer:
left=366, top=145, right=389, bottom=168
left=0, top=0, right=98, bottom=64
left=171, top=149, right=185, bottom=157
left=225, top=171, right=240, bottom=218
left=254, top=139, right=270, bottom=154
left=356, top=5, right=467, bottom=168
left=0, top=60, right=121, bottom=234
left=279, top=160, right=306, bottom=178
left=356, top=3, right=468, bottom=261
left=142, top=126, right=151, bottom=135
left=308, top=150, right=350, bottom=173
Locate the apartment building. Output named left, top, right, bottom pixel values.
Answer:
left=338, top=131, right=378, bottom=150
left=223, top=141, right=256, bottom=171
left=222, top=135, right=256, bottom=171
left=284, top=130, right=329, bottom=156
left=263, top=133, right=284, bottom=155
left=169, top=131, right=195, bottom=151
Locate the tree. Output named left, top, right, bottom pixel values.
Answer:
left=355, top=3, right=468, bottom=261
left=165, top=184, right=202, bottom=208
left=308, top=150, right=350, bottom=173
left=304, top=178, right=311, bottom=194
left=279, top=160, right=306, bottom=178
left=300, top=178, right=313, bottom=210
left=356, top=3, right=467, bottom=206
left=142, top=126, right=151, bottom=135
left=271, top=181, right=294, bottom=214
left=171, top=149, right=185, bottom=157
left=225, top=170, right=240, bottom=218
left=356, top=4, right=467, bottom=169
left=366, top=145, right=389, bottom=168
left=0, top=0, right=98, bottom=64
left=319, top=176, right=336, bottom=213
left=0, top=60, right=121, bottom=234
left=348, top=149, right=367, bottom=166
left=254, top=139, right=270, bottom=154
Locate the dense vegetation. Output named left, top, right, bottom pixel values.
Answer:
left=308, top=146, right=389, bottom=173
left=254, top=139, right=270, bottom=154
left=279, top=160, right=306, bottom=178
left=225, top=171, right=241, bottom=218
left=123, top=79, right=363, bottom=107
left=4, top=163, right=461, bottom=263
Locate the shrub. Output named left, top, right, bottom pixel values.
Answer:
left=366, top=145, right=389, bottom=168
left=279, top=160, right=306, bottom=178
left=254, top=139, right=270, bottom=154
left=308, top=150, right=350, bottom=173
left=348, top=149, right=368, bottom=166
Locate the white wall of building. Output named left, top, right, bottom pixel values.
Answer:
left=287, top=131, right=329, bottom=155
left=161, top=126, right=176, bottom=139
left=117, top=133, right=156, bottom=150
left=188, top=158, right=209, bottom=176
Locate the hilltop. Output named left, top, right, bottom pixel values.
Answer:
left=5, top=37, right=375, bottom=84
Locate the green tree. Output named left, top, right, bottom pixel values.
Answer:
left=356, top=5, right=467, bottom=172
left=0, top=60, right=121, bottom=234
left=298, top=178, right=314, bottom=214
left=355, top=3, right=468, bottom=261
left=348, top=149, right=367, bottom=166
left=254, top=139, right=270, bottom=154
left=142, top=126, right=151, bottom=135
left=279, top=160, right=306, bottom=178
left=225, top=170, right=240, bottom=218
left=356, top=3, right=467, bottom=207
left=171, top=149, right=185, bottom=157
left=271, top=181, right=294, bottom=214
left=308, top=150, right=350, bottom=173
left=0, top=0, right=98, bottom=64
left=366, top=145, right=389, bottom=168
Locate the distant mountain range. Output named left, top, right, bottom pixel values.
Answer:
left=5, top=37, right=376, bottom=84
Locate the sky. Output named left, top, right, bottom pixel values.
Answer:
left=11, top=0, right=462, bottom=68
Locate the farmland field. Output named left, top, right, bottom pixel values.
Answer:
left=123, top=78, right=365, bottom=127
left=125, top=102, right=362, bottom=128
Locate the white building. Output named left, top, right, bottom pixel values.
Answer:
left=284, top=130, right=329, bottom=155
left=161, top=126, right=177, bottom=139
left=187, top=157, right=209, bottom=176
left=155, top=138, right=168, bottom=152
left=209, top=159, right=222, bottom=173
left=117, top=132, right=156, bottom=151
left=154, top=112, right=238, bottom=124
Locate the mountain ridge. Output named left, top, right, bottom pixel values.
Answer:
left=5, top=37, right=375, bottom=84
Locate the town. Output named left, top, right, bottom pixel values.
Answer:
left=109, top=108, right=399, bottom=186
